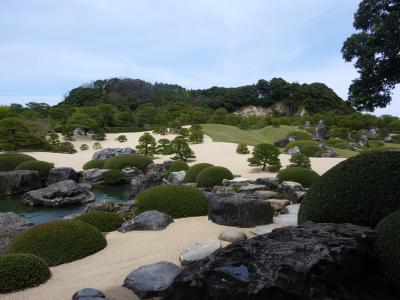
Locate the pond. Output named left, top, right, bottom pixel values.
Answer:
left=0, top=184, right=133, bottom=224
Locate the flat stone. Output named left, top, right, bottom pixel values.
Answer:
left=254, top=177, right=279, bottom=189
left=265, top=199, right=290, bottom=211
left=179, top=240, right=221, bottom=266
left=238, top=184, right=265, bottom=193
left=72, top=288, right=108, bottom=300
left=119, top=210, right=173, bottom=232
left=218, top=230, right=247, bottom=243
left=253, top=190, right=278, bottom=200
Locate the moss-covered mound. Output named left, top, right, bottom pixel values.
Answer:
left=82, top=159, right=106, bottom=170
left=277, top=167, right=320, bottom=188
left=298, top=152, right=400, bottom=227
left=102, top=170, right=127, bottom=185
left=300, top=145, right=324, bottom=157
left=168, top=160, right=189, bottom=174
left=136, top=184, right=208, bottom=218
left=375, top=210, right=400, bottom=289
left=103, top=154, right=153, bottom=171
left=184, top=163, right=213, bottom=182
left=0, top=153, right=36, bottom=171
left=196, top=166, right=234, bottom=187
left=15, top=160, right=54, bottom=180
left=6, top=219, right=107, bottom=266
left=0, top=253, right=50, bottom=293
left=76, top=212, right=124, bottom=232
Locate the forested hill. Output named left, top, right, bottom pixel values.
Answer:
left=60, top=77, right=353, bottom=115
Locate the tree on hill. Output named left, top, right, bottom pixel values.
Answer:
left=66, top=112, right=97, bottom=135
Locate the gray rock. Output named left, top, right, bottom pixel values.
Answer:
left=131, top=171, right=168, bottom=198
left=254, top=177, right=279, bottom=189
left=179, top=240, right=221, bottom=266
left=85, top=200, right=115, bottom=212
left=288, top=146, right=301, bottom=155
left=72, top=288, right=108, bottom=300
left=167, top=171, right=186, bottom=184
left=238, top=184, right=265, bottom=193
left=79, top=183, right=92, bottom=190
left=0, top=170, right=42, bottom=195
left=121, top=166, right=142, bottom=181
left=92, top=147, right=134, bottom=160
left=274, top=138, right=289, bottom=148
left=147, top=161, right=172, bottom=177
left=114, top=200, right=136, bottom=216
left=305, top=120, right=311, bottom=129
left=22, top=180, right=95, bottom=207
left=81, top=168, right=109, bottom=184
left=314, top=120, right=327, bottom=140
left=119, top=210, right=173, bottom=232
left=123, top=261, right=180, bottom=299
left=321, top=149, right=337, bottom=157
left=46, top=167, right=78, bottom=185
left=218, top=230, right=247, bottom=243
left=206, top=191, right=273, bottom=227
left=279, top=181, right=306, bottom=203
left=253, top=190, right=278, bottom=200
left=223, top=177, right=253, bottom=187
left=266, top=199, right=290, bottom=211
left=0, top=212, right=33, bottom=255
left=349, top=142, right=360, bottom=151
left=359, top=135, right=369, bottom=147
left=250, top=225, right=275, bottom=236
left=384, top=133, right=398, bottom=143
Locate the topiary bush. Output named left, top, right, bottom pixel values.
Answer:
left=80, top=144, right=89, bottom=151
left=0, top=253, right=50, bottom=293
left=301, top=145, right=323, bottom=157
left=277, top=167, right=320, bottom=188
left=0, top=153, right=36, bottom=171
left=375, top=210, right=400, bottom=289
left=76, top=212, right=124, bottom=232
left=103, top=154, right=153, bottom=171
left=298, top=152, right=400, bottom=227
left=136, top=184, right=208, bottom=218
left=236, top=144, right=250, bottom=154
left=82, top=159, right=106, bottom=170
left=168, top=160, right=189, bottom=174
left=5, top=219, right=107, bottom=266
left=101, top=170, right=127, bottom=185
left=196, top=166, right=234, bottom=187
left=184, top=163, right=213, bottom=182
left=15, top=160, right=54, bottom=180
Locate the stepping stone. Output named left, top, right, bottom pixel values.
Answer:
left=218, top=230, right=247, bottom=242
left=72, top=288, right=108, bottom=300
left=254, top=190, right=278, bottom=200
left=179, top=240, right=221, bottom=266
left=266, top=199, right=290, bottom=212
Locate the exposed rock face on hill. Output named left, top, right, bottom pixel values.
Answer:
left=0, top=170, right=42, bottom=195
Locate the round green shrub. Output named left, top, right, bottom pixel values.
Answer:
left=82, top=159, right=106, bottom=170
left=236, top=144, right=250, bottom=154
left=0, top=253, right=50, bottom=293
left=298, top=152, right=400, bottom=227
left=184, top=163, right=213, bottom=182
left=0, top=153, right=36, bottom=171
left=277, top=167, right=320, bottom=188
left=76, top=212, right=124, bottom=232
left=168, top=160, right=189, bottom=174
left=375, top=210, right=400, bottom=289
left=6, top=219, right=107, bottom=266
left=103, top=154, right=153, bottom=171
left=136, top=184, right=208, bottom=218
left=301, top=145, right=323, bottom=157
left=196, top=166, right=234, bottom=187
left=102, top=170, right=127, bottom=185
left=15, top=160, right=54, bottom=180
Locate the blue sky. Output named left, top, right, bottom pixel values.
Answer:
left=0, top=0, right=398, bottom=115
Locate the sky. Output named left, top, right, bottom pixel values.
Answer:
left=0, top=0, right=398, bottom=116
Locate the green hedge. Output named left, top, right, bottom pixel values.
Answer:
left=196, top=166, right=234, bottom=187
left=103, top=154, right=153, bottom=171
left=301, top=145, right=323, bottom=157
left=6, top=220, right=107, bottom=266
left=0, top=153, right=36, bottom=171
left=15, top=160, right=54, bottom=180
left=0, top=253, right=50, bottom=293
left=298, top=152, right=400, bottom=227
left=76, top=212, right=124, bottom=232
left=136, top=184, right=208, bottom=218
left=102, top=170, right=127, bottom=185
left=277, top=167, right=320, bottom=187
left=184, top=163, right=213, bottom=182
left=168, top=160, right=189, bottom=174
left=375, top=210, right=400, bottom=289
left=82, top=159, right=106, bottom=170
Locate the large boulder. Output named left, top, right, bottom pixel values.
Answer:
left=0, top=170, right=42, bottom=195
left=81, top=168, right=109, bottom=184
left=147, top=161, right=172, bottom=177
left=124, top=261, right=180, bottom=299
left=119, top=210, right=173, bottom=232
left=314, top=120, right=327, bottom=140
left=21, top=180, right=95, bottom=207
left=205, top=191, right=273, bottom=227
left=164, top=222, right=397, bottom=300
left=131, top=171, right=168, bottom=198
left=72, top=288, right=108, bottom=300
left=0, top=212, right=33, bottom=254
left=167, top=171, right=186, bottom=184
left=254, top=177, right=279, bottom=189
left=279, top=181, right=306, bottom=203
left=92, top=147, right=135, bottom=160
left=46, top=167, right=78, bottom=185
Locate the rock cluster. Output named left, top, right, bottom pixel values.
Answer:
left=92, top=147, right=135, bottom=160
left=46, top=167, right=79, bottom=185
left=0, top=170, right=41, bottom=195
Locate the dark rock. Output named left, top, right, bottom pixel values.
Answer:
left=253, top=190, right=278, bottom=200
left=72, top=288, right=108, bottom=300
left=0, top=212, right=33, bottom=255
left=119, top=210, right=173, bottom=232
left=314, top=120, right=327, bottom=140
left=274, top=138, right=289, bottom=148
left=147, top=161, right=172, bottom=176
left=21, top=180, right=95, bottom=207
left=131, top=171, right=168, bottom=198
left=81, top=168, right=109, bottom=184
left=279, top=181, right=306, bottom=203
left=254, top=177, right=279, bottom=189
left=206, top=191, right=273, bottom=227
left=92, top=147, right=134, bottom=160
left=114, top=200, right=136, bottom=216
left=46, top=167, right=78, bottom=185
left=124, top=261, right=180, bottom=299
left=321, top=149, right=337, bottom=158
left=164, top=222, right=397, bottom=300
left=121, top=166, right=142, bottom=181
left=0, top=170, right=41, bottom=195
left=85, top=200, right=115, bottom=212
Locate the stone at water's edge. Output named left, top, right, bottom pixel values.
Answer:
left=72, top=288, right=108, bottom=300
left=0, top=170, right=42, bottom=195
left=85, top=200, right=115, bottom=212
left=46, top=167, right=78, bottom=185
left=124, top=261, right=181, bottom=299
left=131, top=171, right=168, bottom=198
left=81, top=168, right=109, bottom=184
left=92, top=147, right=135, bottom=160
left=279, top=181, right=306, bottom=203
left=179, top=240, right=221, bottom=266
left=119, top=210, right=173, bottom=232
left=0, top=212, right=33, bottom=254
left=163, top=222, right=398, bottom=300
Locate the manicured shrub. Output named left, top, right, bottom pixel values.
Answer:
left=0, top=153, right=36, bottom=171
left=116, top=135, right=127, bottom=143
left=289, top=153, right=311, bottom=169
left=196, top=166, right=234, bottom=187
left=248, top=143, right=281, bottom=171
left=136, top=184, right=208, bottom=218
left=15, top=160, right=54, bottom=180
left=286, top=130, right=311, bottom=140
left=101, top=170, right=127, bottom=185
left=56, top=142, right=77, bottom=154
left=80, top=144, right=89, bottom=151
left=83, top=159, right=106, bottom=170
left=184, top=163, right=213, bottom=182
left=5, top=219, right=107, bottom=266
left=103, top=154, right=153, bottom=171
left=76, top=212, right=124, bottom=232
left=301, top=145, right=323, bottom=157
left=92, top=142, right=102, bottom=150
left=0, top=253, right=50, bottom=293
left=277, top=167, right=320, bottom=188
left=236, top=144, right=250, bottom=154
left=168, top=160, right=189, bottom=174
left=298, top=152, right=400, bottom=227
left=375, top=211, right=400, bottom=289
